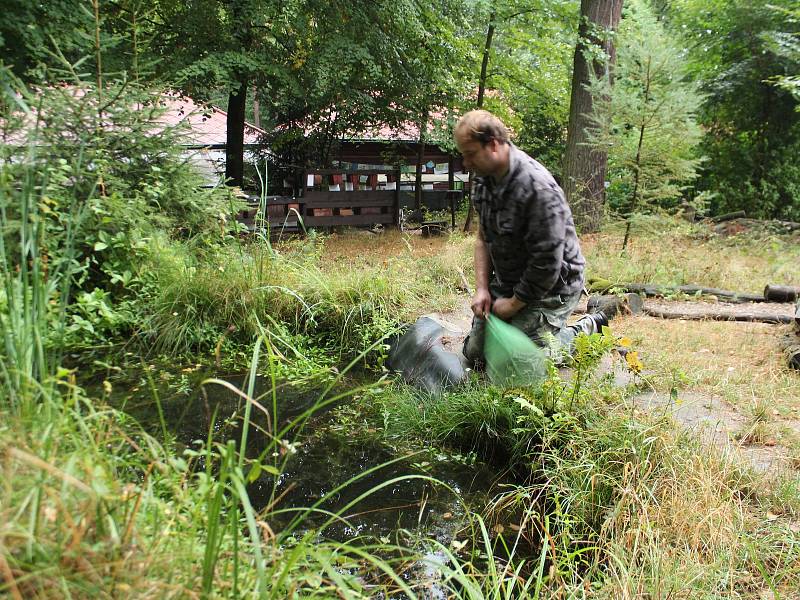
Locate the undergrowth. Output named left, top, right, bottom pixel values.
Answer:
left=378, top=331, right=800, bottom=597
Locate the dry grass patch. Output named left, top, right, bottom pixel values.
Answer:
left=612, top=316, right=800, bottom=452
left=598, top=428, right=800, bottom=599
left=583, top=223, right=800, bottom=293
left=314, top=229, right=472, bottom=266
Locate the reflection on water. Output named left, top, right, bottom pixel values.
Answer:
left=116, top=372, right=503, bottom=547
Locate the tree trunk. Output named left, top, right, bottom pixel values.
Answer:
left=463, top=10, right=496, bottom=233
left=622, top=56, right=650, bottom=251
left=563, top=0, right=623, bottom=233
left=476, top=11, right=495, bottom=109
left=252, top=87, right=261, bottom=129
left=414, top=109, right=428, bottom=213
left=225, top=81, right=247, bottom=187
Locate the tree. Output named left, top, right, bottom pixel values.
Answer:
left=584, top=0, right=704, bottom=250
left=461, top=0, right=580, bottom=231
left=0, top=0, right=158, bottom=83
left=0, top=1, right=96, bottom=79
left=659, top=0, right=800, bottom=221
left=562, top=0, right=623, bottom=232
left=768, top=4, right=800, bottom=105
left=150, top=0, right=297, bottom=188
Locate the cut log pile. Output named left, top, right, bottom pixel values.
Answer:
left=702, top=214, right=800, bottom=236
left=587, top=279, right=800, bottom=305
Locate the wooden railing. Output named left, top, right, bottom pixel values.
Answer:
left=234, top=171, right=465, bottom=234
left=302, top=168, right=401, bottom=228
left=237, top=196, right=301, bottom=233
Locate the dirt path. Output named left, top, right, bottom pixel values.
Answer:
left=426, top=294, right=799, bottom=476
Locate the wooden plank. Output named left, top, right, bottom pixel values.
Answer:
left=308, top=168, right=398, bottom=175
left=240, top=217, right=299, bottom=228
left=303, top=214, right=396, bottom=227
left=303, top=191, right=396, bottom=205
left=244, top=200, right=297, bottom=209
left=304, top=198, right=395, bottom=209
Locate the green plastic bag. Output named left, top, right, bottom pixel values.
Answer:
left=484, top=314, right=550, bottom=387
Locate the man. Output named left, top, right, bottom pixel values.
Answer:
left=455, top=109, right=607, bottom=365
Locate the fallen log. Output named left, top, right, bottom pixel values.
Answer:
left=710, top=210, right=746, bottom=223
left=585, top=293, right=644, bottom=317
left=675, top=285, right=765, bottom=303
left=779, top=332, right=800, bottom=370
left=643, top=307, right=793, bottom=325
left=778, top=220, right=800, bottom=231
left=589, top=281, right=767, bottom=303
left=764, top=284, right=800, bottom=303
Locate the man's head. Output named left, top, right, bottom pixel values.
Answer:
left=454, top=110, right=510, bottom=178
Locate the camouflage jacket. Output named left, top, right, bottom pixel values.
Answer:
left=474, top=144, right=585, bottom=303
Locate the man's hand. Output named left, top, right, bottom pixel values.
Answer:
left=492, top=296, right=526, bottom=321
left=470, top=288, right=492, bottom=319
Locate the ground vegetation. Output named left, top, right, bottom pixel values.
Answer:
left=3, top=2, right=800, bottom=597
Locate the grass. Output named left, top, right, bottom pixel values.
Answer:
left=378, top=351, right=800, bottom=598
left=612, top=316, right=800, bottom=448
left=0, top=104, right=440, bottom=597
left=0, top=372, right=451, bottom=598
left=4, top=80, right=800, bottom=598
left=583, top=216, right=800, bottom=292
left=135, top=229, right=473, bottom=363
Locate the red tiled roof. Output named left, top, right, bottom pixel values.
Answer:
left=342, top=110, right=448, bottom=142
left=1, top=88, right=265, bottom=147
left=155, top=94, right=265, bottom=146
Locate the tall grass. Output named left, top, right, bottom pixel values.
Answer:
left=0, top=90, right=85, bottom=409
left=583, top=215, right=800, bottom=291
left=378, top=334, right=800, bottom=598
left=0, top=76, right=437, bottom=599
left=140, top=237, right=435, bottom=362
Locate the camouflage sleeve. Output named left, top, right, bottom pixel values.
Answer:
left=512, top=185, right=567, bottom=303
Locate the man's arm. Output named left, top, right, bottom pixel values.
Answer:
left=471, top=227, right=493, bottom=318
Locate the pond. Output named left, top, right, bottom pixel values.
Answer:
left=109, top=370, right=508, bottom=548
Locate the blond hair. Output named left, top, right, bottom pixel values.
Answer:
left=455, top=110, right=510, bottom=145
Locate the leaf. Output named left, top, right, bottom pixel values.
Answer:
left=451, top=539, right=467, bottom=551
left=247, top=463, right=262, bottom=483
left=93, top=241, right=108, bottom=251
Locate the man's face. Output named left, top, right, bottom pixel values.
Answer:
left=456, top=132, right=501, bottom=177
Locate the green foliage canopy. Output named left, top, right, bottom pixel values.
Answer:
left=585, top=0, right=705, bottom=223
left=660, top=0, right=800, bottom=220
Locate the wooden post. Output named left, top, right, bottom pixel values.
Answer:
left=795, top=298, right=800, bottom=328
left=448, top=156, right=456, bottom=229
left=448, top=156, right=455, bottom=190
left=394, top=165, right=401, bottom=229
